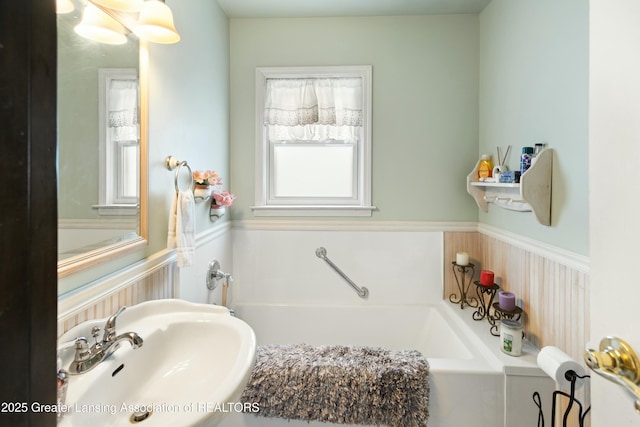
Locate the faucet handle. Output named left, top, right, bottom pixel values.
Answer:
left=103, top=306, right=127, bottom=342
left=207, top=260, right=232, bottom=290
left=74, top=338, right=91, bottom=362
left=91, top=326, right=101, bottom=346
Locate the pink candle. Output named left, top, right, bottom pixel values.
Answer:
left=498, top=291, right=516, bottom=311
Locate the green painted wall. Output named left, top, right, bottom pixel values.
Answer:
left=479, top=0, right=589, bottom=255
left=57, top=9, right=138, bottom=220
left=59, top=1, right=590, bottom=294
left=146, top=0, right=230, bottom=253
left=229, top=15, right=480, bottom=221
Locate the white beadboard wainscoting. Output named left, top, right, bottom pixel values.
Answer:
left=58, top=220, right=590, bottom=366
left=57, top=252, right=178, bottom=338
left=444, top=224, right=590, bottom=364
left=443, top=224, right=591, bottom=427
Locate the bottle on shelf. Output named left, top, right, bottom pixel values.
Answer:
left=531, top=143, right=545, bottom=166
left=478, top=154, right=494, bottom=179
left=520, top=147, right=534, bottom=175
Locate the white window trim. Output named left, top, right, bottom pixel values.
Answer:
left=252, top=65, right=375, bottom=217
left=94, top=68, right=139, bottom=216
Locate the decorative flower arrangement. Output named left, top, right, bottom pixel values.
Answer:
left=192, top=170, right=235, bottom=207
left=193, top=170, right=221, bottom=187
left=213, top=190, right=235, bottom=207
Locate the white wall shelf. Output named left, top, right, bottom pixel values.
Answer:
left=466, top=148, right=553, bottom=226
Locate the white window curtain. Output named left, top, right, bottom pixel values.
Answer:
left=108, top=78, right=139, bottom=143
left=265, top=78, right=362, bottom=142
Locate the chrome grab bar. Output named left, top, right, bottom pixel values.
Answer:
left=315, top=247, right=369, bottom=298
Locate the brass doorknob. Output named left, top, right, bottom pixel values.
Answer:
left=585, top=337, right=640, bottom=413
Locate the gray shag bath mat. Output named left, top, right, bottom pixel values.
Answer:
left=240, top=343, right=429, bottom=427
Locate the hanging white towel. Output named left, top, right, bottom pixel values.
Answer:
left=167, top=189, right=196, bottom=267
left=167, top=192, right=178, bottom=249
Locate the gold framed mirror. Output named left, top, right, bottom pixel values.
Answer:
left=57, top=8, right=148, bottom=278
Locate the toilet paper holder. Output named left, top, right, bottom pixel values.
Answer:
left=585, top=336, right=640, bottom=413
left=536, top=346, right=590, bottom=426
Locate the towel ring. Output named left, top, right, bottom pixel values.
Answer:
left=165, top=155, right=195, bottom=193
left=174, top=162, right=194, bottom=193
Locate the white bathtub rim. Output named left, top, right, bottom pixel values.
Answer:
left=234, top=300, right=551, bottom=377
left=440, top=302, right=549, bottom=378
left=232, top=300, right=506, bottom=374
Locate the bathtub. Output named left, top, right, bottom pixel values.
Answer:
left=217, top=302, right=508, bottom=427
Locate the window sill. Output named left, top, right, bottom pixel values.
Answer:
left=251, top=205, right=376, bottom=217
left=92, top=204, right=139, bottom=216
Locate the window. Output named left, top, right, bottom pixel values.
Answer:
left=253, top=66, right=374, bottom=216
left=94, top=68, right=139, bottom=216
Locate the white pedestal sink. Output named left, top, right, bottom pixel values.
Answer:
left=57, top=299, right=256, bottom=427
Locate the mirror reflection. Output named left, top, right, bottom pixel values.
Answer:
left=57, top=3, right=146, bottom=275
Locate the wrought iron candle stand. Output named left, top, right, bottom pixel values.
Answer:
left=472, top=281, right=500, bottom=322
left=449, top=262, right=478, bottom=309
left=489, top=303, right=523, bottom=336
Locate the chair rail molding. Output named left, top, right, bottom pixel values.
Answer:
left=477, top=223, right=590, bottom=273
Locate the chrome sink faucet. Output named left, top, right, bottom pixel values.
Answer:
left=69, top=306, right=143, bottom=374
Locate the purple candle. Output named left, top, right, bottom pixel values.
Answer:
left=498, top=291, right=516, bottom=311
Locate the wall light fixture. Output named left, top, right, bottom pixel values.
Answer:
left=74, top=2, right=129, bottom=45
left=57, top=0, right=181, bottom=45
left=133, top=0, right=181, bottom=44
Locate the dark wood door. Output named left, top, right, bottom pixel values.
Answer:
left=0, top=1, right=58, bottom=426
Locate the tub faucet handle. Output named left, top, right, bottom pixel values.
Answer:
left=207, top=259, right=232, bottom=290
